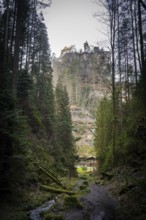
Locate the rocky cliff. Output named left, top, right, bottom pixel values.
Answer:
left=52, top=47, right=111, bottom=115
left=52, top=47, right=111, bottom=158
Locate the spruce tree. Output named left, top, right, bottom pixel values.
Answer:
left=55, top=81, right=76, bottom=176
left=94, top=97, right=113, bottom=171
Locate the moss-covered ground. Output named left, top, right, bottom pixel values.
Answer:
left=0, top=168, right=96, bottom=220
left=0, top=188, right=52, bottom=220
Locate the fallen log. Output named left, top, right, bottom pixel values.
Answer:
left=32, top=162, right=65, bottom=189
left=40, top=185, right=76, bottom=195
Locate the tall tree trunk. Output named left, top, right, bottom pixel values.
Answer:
left=4, top=0, right=10, bottom=64
left=130, top=0, right=138, bottom=85
left=117, top=0, right=123, bottom=127
left=12, top=0, right=22, bottom=98
left=134, top=1, right=141, bottom=74
left=9, top=1, right=16, bottom=63
left=138, top=0, right=144, bottom=75
left=109, top=0, right=117, bottom=163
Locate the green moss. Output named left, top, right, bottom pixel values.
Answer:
left=99, top=180, right=105, bottom=185
left=79, top=173, right=90, bottom=180
left=41, top=213, right=64, bottom=220
left=51, top=193, right=66, bottom=211
left=79, top=185, right=87, bottom=190
left=82, top=180, right=88, bottom=186
left=78, top=188, right=90, bottom=195
left=77, top=166, right=84, bottom=174
left=79, top=181, right=89, bottom=193
left=63, top=195, right=82, bottom=209
left=24, top=191, right=52, bottom=210
left=40, top=185, right=75, bottom=195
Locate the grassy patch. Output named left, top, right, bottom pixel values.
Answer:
left=76, top=166, right=84, bottom=174
left=76, top=166, right=94, bottom=176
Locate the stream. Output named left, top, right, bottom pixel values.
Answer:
left=29, top=184, right=120, bottom=220
left=29, top=199, right=55, bottom=220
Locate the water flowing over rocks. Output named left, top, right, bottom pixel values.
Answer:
left=29, top=184, right=120, bottom=220
left=29, top=200, right=55, bottom=220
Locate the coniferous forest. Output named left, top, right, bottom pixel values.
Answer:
left=0, top=1, right=146, bottom=220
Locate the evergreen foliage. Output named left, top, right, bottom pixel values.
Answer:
left=55, top=80, right=76, bottom=176
left=93, top=0, right=146, bottom=174
left=94, top=97, right=113, bottom=171
left=94, top=94, right=146, bottom=172
left=0, top=0, right=146, bottom=219
left=0, top=0, right=75, bottom=199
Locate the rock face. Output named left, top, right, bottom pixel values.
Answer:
left=53, top=48, right=111, bottom=115
left=52, top=47, right=111, bottom=158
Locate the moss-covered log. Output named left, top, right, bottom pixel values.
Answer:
left=32, top=162, right=65, bottom=188
left=40, top=185, right=75, bottom=195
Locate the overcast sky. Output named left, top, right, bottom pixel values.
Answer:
left=43, top=0, right=108, bottom=57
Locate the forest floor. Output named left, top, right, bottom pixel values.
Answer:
left=102, top=166, right=146, bottom=220
left=1, top=168, right=146, bottom=220
left=62, top=183, right=120, bottom=220
left=71, top=105, right=146, bottom=220
left=48, top=166, right=146, bottom=220
left=38, top=179, right=121, bottom=220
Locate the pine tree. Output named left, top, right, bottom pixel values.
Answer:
left=94, top=97, right=113, bottom=171
left=0, top=0, right=30, bottom=192
left=0, top=0, right=55, bottom=193
left=55, top=81, right=76, bottom=176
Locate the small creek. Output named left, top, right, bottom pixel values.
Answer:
left=29, top=200, right=55, bottom=220
left=29, top=184, right=120, bottom=220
